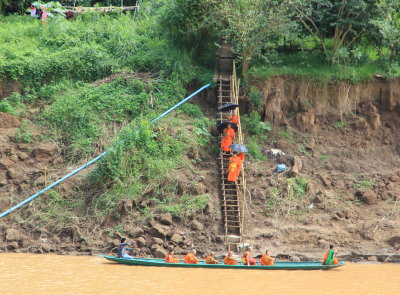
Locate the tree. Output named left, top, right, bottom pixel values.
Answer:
left=205, top=0, right=295, bottom=77
left=0, top=0, right=9, bottom=14
left=293, top=0, right=381, bottom=64
left=371, top=0, right=400, bottom=62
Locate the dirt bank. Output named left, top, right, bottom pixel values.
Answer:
left=241, top=76, right=400, bottom=261
left=0, top=76, right=399, bottom=262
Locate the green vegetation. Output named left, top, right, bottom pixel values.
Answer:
left=159, top=194, right=211, bottom=217
left=241, top=112, right=271, bottom=160
left=249, top=86, right=262, bottom=109
left=1, top=0, right=400, bottom=231
left=15, top=119, right=33, bottom=143
left=355, top=179, right=375, bottom=190
left=335, top=120, right=347, bottom=129
left=163, top=0, right=400, bottom=82
left=242, top=112, right=271, bottom=136
left=0, top=4, right=216, bottom=225
left=265, top=177, right=309, bottom=217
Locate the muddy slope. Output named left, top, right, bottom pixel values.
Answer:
left=1, top=76, right=399, bottom=262
left=242, top=76, right=400, bottom=261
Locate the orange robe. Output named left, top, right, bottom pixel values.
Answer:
left=223, top=256, right=238, bottom=265
left=165, top=255, right=179, bottom=263
left=184, top=253, right=198, bottom=264
left=236, top=153, right=245, bottom=178
left=206, top=255, right=218, bottom=264
left=260, top=254, right=274, bottom=266
left=227, top=155, right=242, bottom=182
left=242, top=251, right=256, bottom=265
left=227, top=114, right=239, bottom=125
left=221, top=128, right=235, bottom=152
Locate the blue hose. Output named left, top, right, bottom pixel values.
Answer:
left=0, top=83, right=211, bottom=218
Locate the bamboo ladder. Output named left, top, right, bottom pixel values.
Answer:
left=216, top=63, right=246, bottom=251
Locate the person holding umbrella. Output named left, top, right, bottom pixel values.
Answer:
left=227, top=109, right=239, bottom=125
left=220, top=123, right=235, bottom=153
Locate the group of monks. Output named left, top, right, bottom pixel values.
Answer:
left=165, top=246, right=275, bottom=266
left=220, top=110, right=245, bottom=183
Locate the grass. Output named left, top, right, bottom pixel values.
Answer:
left=355, top=179, right=375, bottom=190
left=265, top=177, right=309, bottom=218
left=249, top=50, right=400, bottom=84
left=319, top=154, right=330, bottom=160
left=335, top=120, right=347, bottom=129
left=0, top=12, right=216, bottom=230
left=159, top=194, right=211, bottom=217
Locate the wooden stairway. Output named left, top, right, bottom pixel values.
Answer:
left=215, top=62, right=247, bottom=251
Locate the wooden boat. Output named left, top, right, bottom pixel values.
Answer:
left=100, top=255, right=345, bottom=270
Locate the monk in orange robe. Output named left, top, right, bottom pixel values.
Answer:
left=236, top=152, right=245, bottom=178
left=165, top=250, right=179, bottom=263
left=260, top=250, right=275, bottom=266
left=227, top=153, right=242, bottom=182
left=242, top=246, right=256, bottom=266
left=223, top=251, right=238, bottom=265
left=205, top=252, right=218, bottom=264
left=184, top=249, right=198, bottom=264
left=220, top=123, right=235, bottom=152
left=227, top=110, right=239, bottom=125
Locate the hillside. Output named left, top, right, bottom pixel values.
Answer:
left=1, top=2, right=400, bottom=262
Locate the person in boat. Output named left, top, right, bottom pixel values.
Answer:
left=223, top=251, right=238, bottom=265
left=117, top=238, right=134, bottom=259
left=165, top=250, right=179, bottom=263
left=260, top=250, right=275, bottom=266
left=227, top=109, right=239, bottom=125
left=221, top=123, right=235, bottom=153
left=205, top=252, right=218, bottom=264
left=227, top=152, right=243, bottom=183
left=322, top=245, right=339, bottom=265
left=184, top=249, right=198, bottom=264
left=242, top=246, right=257, bottom=266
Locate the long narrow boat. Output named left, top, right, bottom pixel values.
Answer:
left=100, top=255, right=345, bottom=270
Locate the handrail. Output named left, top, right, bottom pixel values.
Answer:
left=0, top=83, right=211, bottom=218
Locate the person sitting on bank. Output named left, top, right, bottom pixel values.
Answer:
left=223, top=251, right=238, bottom=265
left=165, top=250, right=179, bottom=263
left=242, top=246, right=256, bottom=266
left=322, top=245, right=339, bottom=265
left=117, top=238, right=134, bottom=259
left=260, top=250, right=275, bottom=266
left=184, top=249, right=198, bottom=264
left=206, top=252, right=218, bottom=264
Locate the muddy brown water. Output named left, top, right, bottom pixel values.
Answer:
left=1, top=254, right=399, bottom=295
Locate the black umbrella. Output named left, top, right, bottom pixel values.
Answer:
left=217, top=122, right=238, bottom=133
left=218, top=103, right=239, bottom=112
left=229, top=144, right=249, bottom=153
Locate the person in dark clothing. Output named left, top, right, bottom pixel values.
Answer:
left=117, top=238, right=134, bottom=259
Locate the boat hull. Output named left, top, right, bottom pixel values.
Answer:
left=100, top=256, right=345, bottom=270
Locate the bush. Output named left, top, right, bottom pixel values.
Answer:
left=0, top=100, right=14, bottom=114
left=249, top=86, right=262, bottom=109
left=242, top=112, right=271, bottom=136
left=247, top=136, right=265, bottom=160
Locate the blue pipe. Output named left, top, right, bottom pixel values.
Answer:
left=0, top=83, right=211, bottom=218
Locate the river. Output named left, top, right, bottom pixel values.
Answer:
left=0, top=254, right=399, bottom=295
